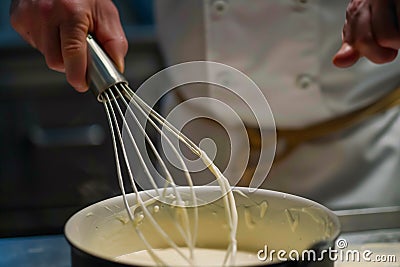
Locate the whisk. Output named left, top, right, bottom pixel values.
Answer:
left=86, top=35, right=238, bottom=266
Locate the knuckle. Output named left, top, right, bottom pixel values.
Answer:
left=104, top=2, right=120, bottom=17
left=37, top=0, right=54, bottom=19
left=345, top=4, right=353, bottom=19
left=93, top=0, right=119, bottom=18
left=62, top=37, right=84, bottom=57
left=58, top=0, right=88, bottom=20
left=347, top=0, right=362, bottom=14
left=346, top=0, right=363, bottom=20
left=60, top=29, right=86, bottom=57
left=60, top=20, right=90, bottom=58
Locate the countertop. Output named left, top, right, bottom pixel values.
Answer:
left=0, top=235, right=70, bottom=267
left=335, top=229, right=400, bottom=267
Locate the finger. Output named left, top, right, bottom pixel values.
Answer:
left=41, top=24, right=65, bottom=72
left=333, top=42, right=360, bottom=67
left=33, top=0, right=64, bottom=72
left=346, top=1, right=397, bottom=64
left=371, top=0, right=400, bottom=49
left=60, top=23, right=88, bottom=92
left=93, top=2, right=128, bottom=72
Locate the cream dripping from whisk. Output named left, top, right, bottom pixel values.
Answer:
left=86, top=35, right=239, bottom=266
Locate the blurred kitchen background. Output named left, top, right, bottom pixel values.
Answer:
left=0, top=0, right=163, bottom=238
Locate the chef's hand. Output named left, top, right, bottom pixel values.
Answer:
left=10, top=0, right=128, bottom=92
left=333, top=0, right=400, bottom=68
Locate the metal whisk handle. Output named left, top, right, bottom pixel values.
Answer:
left=86, top=34, right=128, bottom=102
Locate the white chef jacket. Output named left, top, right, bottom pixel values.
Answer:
left=153, top=0, right=400, bottom=209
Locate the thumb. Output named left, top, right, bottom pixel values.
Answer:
left=333, top=42, right=360, bottom=68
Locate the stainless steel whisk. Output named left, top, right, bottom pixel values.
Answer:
left=86, top=35, right=237, bottom=266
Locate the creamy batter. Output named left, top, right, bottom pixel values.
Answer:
left=115, top=247, right=260, bottom=266
left=104, top=94, right=240, bottom=266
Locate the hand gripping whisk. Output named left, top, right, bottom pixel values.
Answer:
left=86, top=35, right=237, bottom=266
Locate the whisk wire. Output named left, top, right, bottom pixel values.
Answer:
left=110, top=87, right=194, bottom=253
left=103, top=98, right=134, bottom=220
left=107, top=89, right=159, bottom=194
left=121, top=84, right=201, bottom=157
left=104, top=88, right=195, bottom=265
left=116, top=86, right=198, bottom=252
left=121, top=84, right=238, bottom=265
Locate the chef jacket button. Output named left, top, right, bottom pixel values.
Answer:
left=292, top=0, right=307, bottom=11
left=212, top=0, right=228, bottom=15
left=296, top=74, right=313, bottom=89
left=294, top=0, right=308, bottom=5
